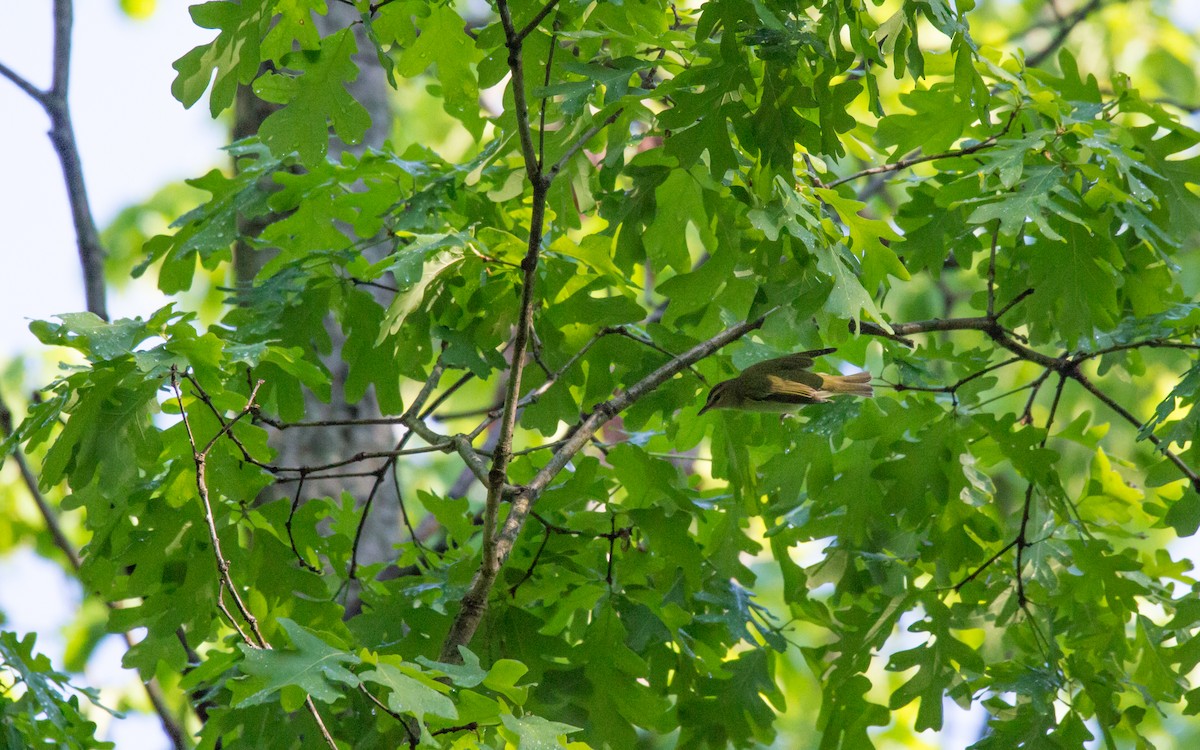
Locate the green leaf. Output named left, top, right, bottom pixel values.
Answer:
left=256, top=29, right=372, bottom=165
left=816, top=188, right=908, bottom=287
left=815, top=243, right=894, bottom=334
left=232, top=619, right=362, bottom=707
left=498, top=712, right=583, bottom=750
left=644, top=170, right=712, bottom=273
left=360, top=659, right=458, bottom=722
left=171, top=1, right=269, bottom=116
left=416, top=647, right=488, bottom=688
left=0, top=632, right=115, bottom=750
left=483, top=659, right=531, bottom=705
left=377, top=234, right=470, bottom=344
left=966, top=164, right=1086, bottom=239
left=1165, top=490, right=1200, bottom=537
left=1024, top=222, right=1119, bottom=345
left=396, top=5, right=484, bottom=138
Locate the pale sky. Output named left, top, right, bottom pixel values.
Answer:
left=0, top=2, right=224, bottom=357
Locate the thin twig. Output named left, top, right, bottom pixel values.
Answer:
left=995, top=288, right=1034, bottom=319
left=832, top=109, right=1019, bottom=204
left=261, top=414, right=409, bottom=429
left=515, top=0, right=564, bottom=43
left=1076, top=340, right=1200, bottom=362
left=952, top=539, right=1020, bottom=592
left=171, top=369, right=337, bottom=749
left=172, top=369, right=269, bottom=648
left=1069, top=368, right=1200, bottom=492
left=348, top=356, right=448, bottom=581
left=391, top=468, right=430, bottom=566
left=1019, top=368, right=1055, bottom=425
left=1026, top=0, right=1107, bottom=68
left=304, top=695, right=338, bottom=749
left=855, top=287, right=1199, bottom=493
left=889, top=355, right=1025, bottom=412
left=286, top=473, right=321, bottom=573
left=827, top=129, right=1008, bottom=189
left=0, top=60, right=43, bottom=100
left=25, top=0, right=109, bottom=318
left=1014, top=374, right=1067, bottom=607
left=546, top=109, right=623, bottom=182
left=537, top=25, right=558, bottom=171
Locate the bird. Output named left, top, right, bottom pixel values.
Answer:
left=698, top=348, right=873, bottom=414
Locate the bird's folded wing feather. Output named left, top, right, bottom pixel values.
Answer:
left=762, top=375, right=830, bottom=403
left=740, top=348, right=837, bottom=378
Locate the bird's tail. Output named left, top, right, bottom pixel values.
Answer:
left=821, top=371, right=874, bottom=398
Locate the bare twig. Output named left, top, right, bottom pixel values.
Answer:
left=515, top=0, right=565, bottom=43
left=546, top=108, right=624, bottom=182
left=0, top=1, right=107, bottom=318
left=1014, top=374, right=1067, bottom=607
left=172, top=369, right=269, bottom=648
left=952, top=539, right=1020, bottom=592
left=170, top=369, right=337, bottom=749
left=0, top=60, right=42, bottom=100
left=348, top=356, right=449, bottom=581
left=1076, top=340, right=1200, bottom=361
left=889, top=355, right=1025, bottom=411
left=304, top=695, right=338, bottom=749
left=286, top=473, right=321, bottom=573
left=994, top=288, right=1034, bottom=319
left=854, top=286, right=1199, bottom=492
left=439, top=323, right=701, bottom=424
left=537, top=24, right=558, bottom=171
left=1026, top=0, right=1107, bottom=68
left=1069, top=368, right=1200, bottom=492
left=827, top=124, right=1010, bottom=189
left=834, top=108, right=1019, bottom=205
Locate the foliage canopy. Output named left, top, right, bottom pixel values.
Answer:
left=3, top=0, right=1200, bottom=748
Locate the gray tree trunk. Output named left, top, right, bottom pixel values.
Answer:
left=234, top=4, right=400, bottom=608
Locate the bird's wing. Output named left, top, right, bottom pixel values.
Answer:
left=761, top=375, right=830, bottom=404
left=740, top=348, right=837, bottom=379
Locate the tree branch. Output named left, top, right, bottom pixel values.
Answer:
left=1, top=1, right=108, bottom=317
left=44, top=0, right=107, bottom=319
left=1068, top=368, right=1200, bottom=492
left=172, top=369, right=268, bottom=648
left=830, top=106, right=1016, bottom=193
left=515, top=0, right=564, bottom=44
left=855, top=300, right=1200, bottom=492
left=546, top=108, right=623, bottom=182
left=171, top=370, right=338, bottom=748
left=348, top=356, right=448, bottom=580
left=0, top=60, right=44, bottom=101
left=1026, top=0, right=1107, bottom=68
left=437, top=0, right=557, bottom=662
left=497, top=0, right=542, bottom=184
left=437, top=308, right=775, bottom=660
